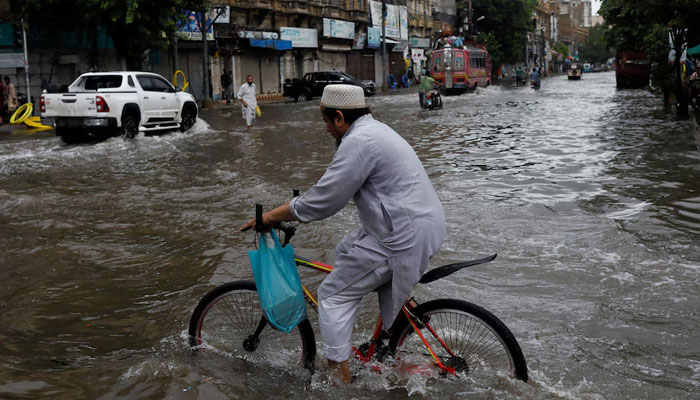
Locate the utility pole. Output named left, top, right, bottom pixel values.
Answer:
left=381, top=0, right=387, bottom=91
left=21, top=19, right=30, bottom=104
left=202, top=18, right=209, bottom=106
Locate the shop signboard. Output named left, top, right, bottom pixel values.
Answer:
left=280, top=27, right=318, bottom=48
left=210, top=6, right=230, bottom=24
left=368, top=27, right=381, bottom=49
left=236, top=31, right=279, bottom=40
left=323, top=18, right=355, bottom=40
left=410, top=37, right=431, bottom=48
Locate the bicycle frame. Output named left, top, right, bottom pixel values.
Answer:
left=294, top=255, right=457, bottom=375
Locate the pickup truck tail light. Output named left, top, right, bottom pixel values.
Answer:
left=96, top=96, right=110, bottom=113
left=40, top=95, right=45, bottom=113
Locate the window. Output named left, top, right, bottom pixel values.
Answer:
left=136, top=76, right=153, bottom=91
left=127, top=76, right=135, bottom=87
left=433, top=55, right=442, bottom=72
left=84, top=75, right=123, bottom=90
left=454, top=52, right=464, bottom=71
left=151, top=77, right=175, bottom=92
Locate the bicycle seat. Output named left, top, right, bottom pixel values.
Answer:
left=419, top=254, right=497, bottom=284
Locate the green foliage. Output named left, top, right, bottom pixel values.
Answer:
left=600, top=0, right=700, bottom=112
left=468, top=0, right=538, bottom=65
left=553, top=42, right=569, bottom=59
left=644, top=24, right=674, bottom=98
left=18, top=0, right=208, bottom=68
left=578, top=24, right=614, bottom=64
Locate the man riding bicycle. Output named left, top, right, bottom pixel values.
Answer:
left=240, top=84, right=445, bottom=384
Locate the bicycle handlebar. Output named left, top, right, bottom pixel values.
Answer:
left=242, top=191, right=299, bottom=247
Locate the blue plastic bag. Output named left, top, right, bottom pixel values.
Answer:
left=248, top=230, right=307, bottom=333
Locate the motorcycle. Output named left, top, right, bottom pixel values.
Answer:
left=516, top=75, right=526, bottom=86
left=530, top=80, right=541, bottom=90
left=424, top=86, right=443, bottom=110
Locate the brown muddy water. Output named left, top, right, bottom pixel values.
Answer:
left=1, top=71, right=698, bottom=399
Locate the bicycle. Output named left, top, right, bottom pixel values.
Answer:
left=188, top=203, right=528, bottom=384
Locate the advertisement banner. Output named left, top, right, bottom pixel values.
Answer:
left=353, top=32, right=366, bottom=50
left=280, top=27, right=318, bottom=48
left=369, top=1, right=406, bottom=40
left=368, top=27, right=381, bottom=49
left=399, top=6, right=408, bottom=40
left=177, top=10, right=214, bottom=41
left=323, top=18, right=355, bottom=40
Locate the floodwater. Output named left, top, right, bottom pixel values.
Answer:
left=1, top=71, right=699, bottom=399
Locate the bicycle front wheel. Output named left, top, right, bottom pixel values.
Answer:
left=388, top=299, right=528, bottom=382
left=188, top=280, right=316, bottom=372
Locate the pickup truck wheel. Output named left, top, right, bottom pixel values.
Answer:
left=56, top=127, right=82, bottom=144
left=121, top=114, right=139, bottom=139
left=180, top=106, right=197, bottom=132
left=297, top=92, right=309, bottom=102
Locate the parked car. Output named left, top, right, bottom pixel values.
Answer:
left=41, top=71, right=198, bottom=143
left=283, top=71, right=376, bottom=101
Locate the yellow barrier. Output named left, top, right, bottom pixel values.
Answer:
left=10, top=103, right=32, bottom=124
left=173, top=70, right=189, bottom=92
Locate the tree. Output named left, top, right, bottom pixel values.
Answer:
left=18, top=0, right=207, bottom=69
left=600, top=0, right=700, bottom=114
left=462, top=0, right=538, bottom=66
left=578, top=24, right=614, bottom=64
left=553, top=42, right=570, bottom=60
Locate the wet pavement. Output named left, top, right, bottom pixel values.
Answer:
left=1, top=71, right=699, bottom=399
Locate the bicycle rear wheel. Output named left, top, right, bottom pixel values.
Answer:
left=188, top=280, right=316, bottom=372
left=388, top=298, right=528, bottom=382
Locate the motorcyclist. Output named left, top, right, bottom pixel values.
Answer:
left=529, top=68, right=541, bottom=89
left=419, top=71, right=435, bottom=109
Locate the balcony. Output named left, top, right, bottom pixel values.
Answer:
left=282, top=0, right=309, bottom=14
left=233, top=0, right=274, bottom=10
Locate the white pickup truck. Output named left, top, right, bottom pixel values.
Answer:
left=40, top=71, right=198, bottom=143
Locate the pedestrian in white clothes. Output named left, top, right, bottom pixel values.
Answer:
left=240, top=84, right=445, bottom=384
left=237, top=75, right=257, bottom=131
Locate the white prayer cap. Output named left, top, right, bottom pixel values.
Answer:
left=320, top=84, right=366, bottom=109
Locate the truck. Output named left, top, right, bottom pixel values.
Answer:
left=615, top=51, right=651, bottom=89
left=41, top=71, right=198, bottom=143
left=282, top=71, right=376, bottom=102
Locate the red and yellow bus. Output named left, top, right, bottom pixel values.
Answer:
left=430, top=45, right=491, bottom=93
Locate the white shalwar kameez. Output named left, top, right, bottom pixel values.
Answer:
left=237, top=82, right=257, bottom=126
left=289, top=114, right=445, bottom=362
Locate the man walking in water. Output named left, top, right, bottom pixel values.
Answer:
left=240, top=84, right=445, bottom=384
left=237, top=74, right=257, bottom=131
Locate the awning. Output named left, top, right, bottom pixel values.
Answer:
left=249, top=39, right=292, bottom=50
left=688, top=43, right=700, bottom=57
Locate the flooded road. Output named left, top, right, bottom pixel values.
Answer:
left=1, top=71, right=699, bottom=399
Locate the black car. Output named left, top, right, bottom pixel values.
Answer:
left=283, top=71, right=376, bottom=101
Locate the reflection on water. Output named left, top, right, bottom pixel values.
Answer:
left=0, top=72, right=698, bottom=399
